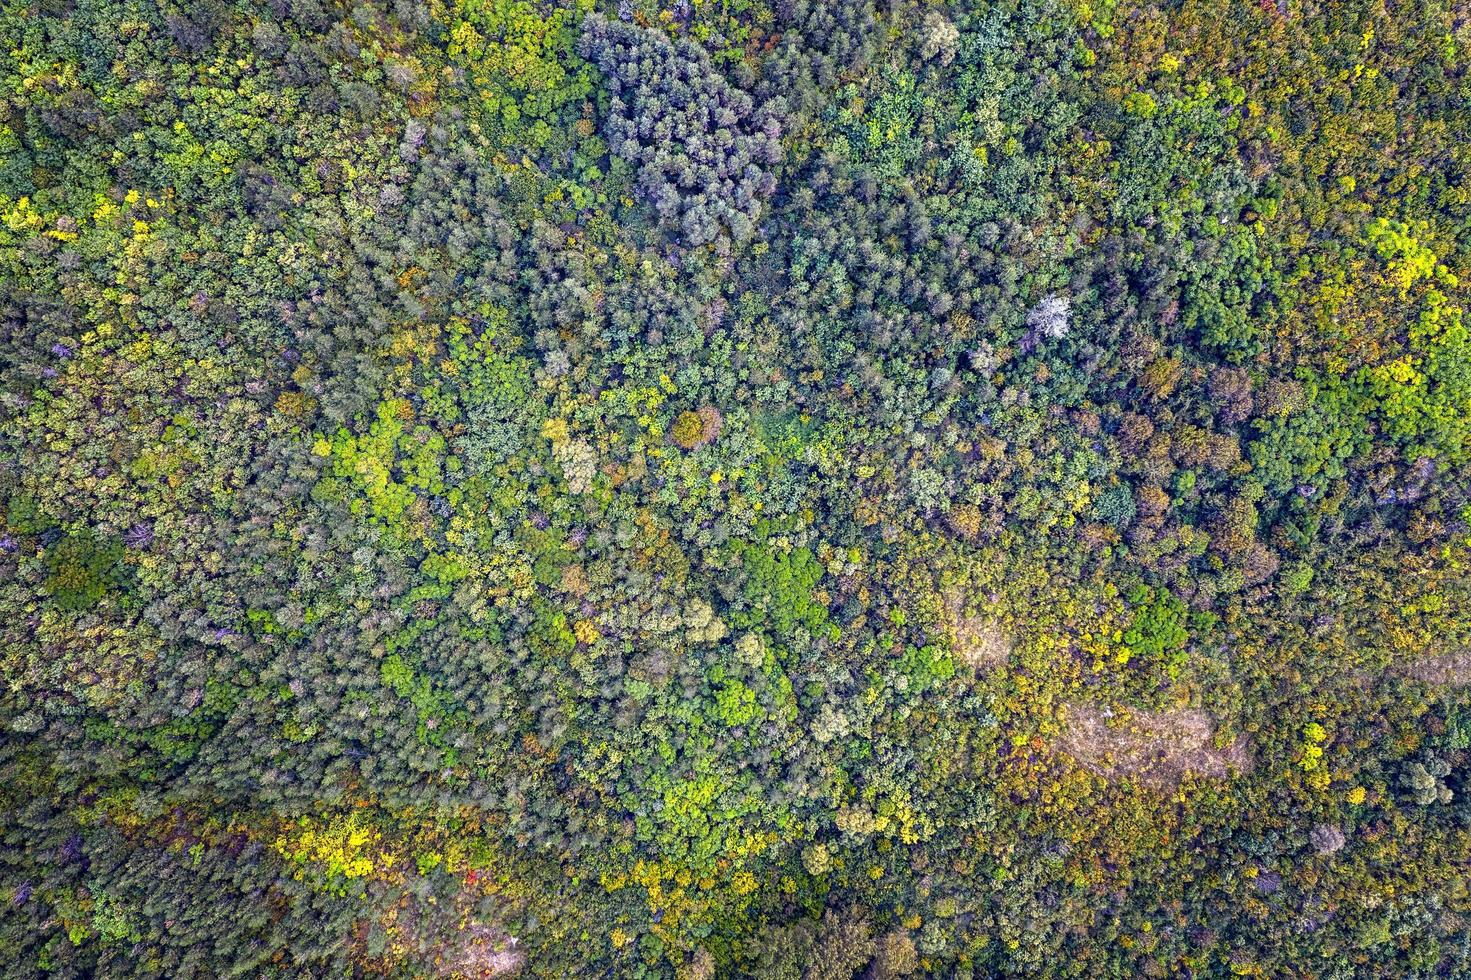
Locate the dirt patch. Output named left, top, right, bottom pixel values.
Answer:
left=438, top=925, right=524, bottom=978
left=944, top=596, right=1012, bottom=671
left=355, top=884, right=524, bottom=978
left=1059, top=702, right=1251, bottom=787
left=1396, top=651, right=1471, bottom=687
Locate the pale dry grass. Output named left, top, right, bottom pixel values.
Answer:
left=437, top=925, right=524, bottom=978
left=1395, top=651, right=1471, bottom=687
left=944, top=594, right=1012, bottom=671
left=1059, top=702, right=1251, bottom=788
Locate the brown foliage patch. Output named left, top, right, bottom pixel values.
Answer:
left=669, top=406, right=723, bottom=450
left=1058, top=702, right=1251, bottom=788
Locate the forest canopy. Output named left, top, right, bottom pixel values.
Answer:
left=2, top=0, right=1471, bottom=977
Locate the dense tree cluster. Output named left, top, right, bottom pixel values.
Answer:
left=580, top=13, right=782, bottom=244
left=2, top=0, right=1470, bottom=977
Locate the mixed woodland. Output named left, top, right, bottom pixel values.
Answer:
left=2, top=0, right=1471, bottom=975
